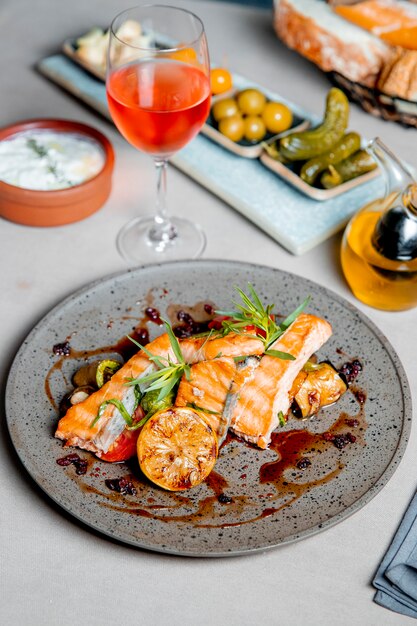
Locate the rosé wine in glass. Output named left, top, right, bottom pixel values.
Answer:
left=107, top=59, right=211, bottom=158
left=106, top=5, right=211, bottom=264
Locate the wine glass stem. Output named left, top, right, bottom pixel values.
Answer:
left=149, top=159, right=177, bottom=244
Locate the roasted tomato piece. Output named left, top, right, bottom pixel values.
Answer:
left=208, top=315, right=230, bottom=330
left=100, top=429, right=141, bottom=462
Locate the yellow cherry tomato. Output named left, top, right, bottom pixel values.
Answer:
left=236, top=89, right=266, bottom=116
left=243, top=116, right=266, bottom=142
left=218, top=114, right=245, bottom=142
left=262, top=102, right=293, bottom=134
left=212, top=97, right=239, bottom=122
left=210, top=68, right=233, bottom=95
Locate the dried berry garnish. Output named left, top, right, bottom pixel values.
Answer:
left=345, top=418, right=359, bottom=428
left=173, top=311, right=210, bottom=338
left=145, top=307, right=162, bottom=325
left=296, top=457, right=312, bottom=469
left=353, top=390, right=366, bottom=404
left=323, top=432, right=356, bottom=449
left=204, top=303, right=214, bottom=315
left=338, top=359, right=363, bottom=384
left=56, top=453, right=87, bottom=475
left=133, top=327, right=150, bottom=345
left=218, top=493, right=233, bottom=504
left=56, top=455, right=75, bottom=466
left=105, top=477, right=137, bottom=496
left=75, top=460, right=88, bottom=475
left=53, top=341, right=71, bottom=356
left=177, top=310, right=193, bottom=324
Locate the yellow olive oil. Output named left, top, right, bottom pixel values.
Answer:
left=341, top=203, right=417, bottom=311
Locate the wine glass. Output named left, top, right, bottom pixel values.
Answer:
left=106, top=5, right=211, bottom=264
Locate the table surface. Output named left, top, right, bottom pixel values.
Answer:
left=1, top=1, right=416, bottom=624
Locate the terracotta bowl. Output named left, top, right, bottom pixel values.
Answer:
left=0, top=119, right=115, bottom=226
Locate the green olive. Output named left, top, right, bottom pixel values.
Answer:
left=212, top=98, right=239, bottom=122
left=262, top=102, right=293, bottom=134
left=236, top=89, right=266, bottom=115
left=218, top=114, right=245, bottom=142
left=243, top=116, right=266, bottom=142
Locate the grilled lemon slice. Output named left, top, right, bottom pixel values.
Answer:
left=137, top=407, right=218, bottom=491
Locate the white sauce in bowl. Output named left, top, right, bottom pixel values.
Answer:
left=0, top=130, right=106, bottom=190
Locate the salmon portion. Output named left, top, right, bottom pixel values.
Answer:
left=55, top=333, right=171, bottom=455
left=175, top=354, right=262, bottom=445
left=55, top=331, right=265, bottom=457
left=175, top=357, right=237, bottom=444
left=230, top=314, right=332, bottom=449
left=201, top=333, right=263, bottom=360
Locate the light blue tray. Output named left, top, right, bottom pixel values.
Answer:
left=37, top=54, right=382, bottom=255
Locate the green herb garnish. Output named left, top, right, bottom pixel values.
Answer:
left=26, top=137, right=73, bottom=188
left=27, top=138, right=48, bottom=158
left=278, top=411, right=286, bottom=427
left=127, top=319, right=190, bottom=402
left=92, top=399, right=132, bottom=428
left=186, top=402, right=220, bottom=416
left=216, top=284, right=310, bottom=358
left=91, top=383, right=142, bottom=429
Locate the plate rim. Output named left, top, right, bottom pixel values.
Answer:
left=5, top=259, right=412, bottom=557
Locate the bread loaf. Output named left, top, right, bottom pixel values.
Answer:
left=334, top=1, right=417, bottom=50
left=377, top=48, right=417, bottom=101
left=274, top=0, right=394, bottom=87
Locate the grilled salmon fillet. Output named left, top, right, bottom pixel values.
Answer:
left=175, top=353, right=263, bottom=445
left=230, top=313, right=332, bottom=448
left=55, top=331, right=265, bottom=457
left=175, top=357, right=237, bottom=444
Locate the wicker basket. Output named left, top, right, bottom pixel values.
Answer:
left=328, top=72, right=417, bottom=129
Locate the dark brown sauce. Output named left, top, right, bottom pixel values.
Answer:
left=65, top=386, right=367, bottom=529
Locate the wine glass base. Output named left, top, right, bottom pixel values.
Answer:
left=116, top=216, right=206, bottom=265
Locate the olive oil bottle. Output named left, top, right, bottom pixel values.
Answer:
left=341, top=139, right=417, bottom=311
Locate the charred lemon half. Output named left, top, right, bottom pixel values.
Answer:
left=137, top=407, right=218, bottom=491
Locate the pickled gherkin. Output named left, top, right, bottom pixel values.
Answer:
left=280, top=88, right=349, bottom=161
left=300, top=132, right=361, bottom=186
left=321, top=150, right=377, bottom=189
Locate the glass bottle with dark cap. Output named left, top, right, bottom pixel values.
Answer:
left=341, top=138, right=417, bottom=311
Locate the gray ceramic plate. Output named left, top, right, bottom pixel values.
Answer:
left=5, top=260, right=411, bottom=557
